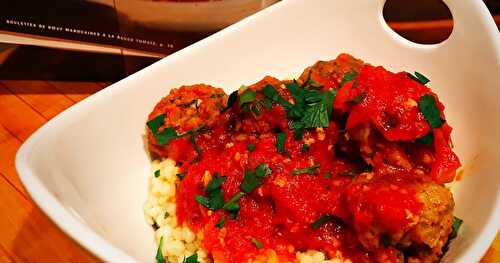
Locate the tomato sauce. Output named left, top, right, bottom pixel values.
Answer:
left=147, top=54, right=460, bottom=262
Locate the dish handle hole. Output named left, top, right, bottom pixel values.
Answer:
left=382, top=0, right=453, bottom=44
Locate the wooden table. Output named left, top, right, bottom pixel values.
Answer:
left=0, top=80, right=498, bottom=262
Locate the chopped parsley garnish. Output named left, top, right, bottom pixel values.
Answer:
left=154, top=169, right=161, bottom=178
left=164, top=211, right=170, bottom=218
left=239, top=89, right=257, bottom=106
left=414, top=71, right=430, bottom=85
left=311, top=214, right=334, bottom=229
left=262, top=84, right=291, bottom=108
left=241, top=163, right=272, bottom=193
left=323, top=172, right=332, bottom=179
left=293, top=128, right=304, bottom=140
left=176, top=173, right=185, bottom=180
left=147, top=114, right=205, bottom=146
left=256, top=163, right=272, bottom=177
left=275, top=132, right=287, bottom=153
left=308, top=79, right=322, bottom=89
left=339, top=71, right=358, bottom=86
left=301, top=101, right=329, bottom=128
left=155, top=236, right=166, bottom=263
left=247, top=143, right=256, bottom=152
left=147, top=114, right=166, bottom=134
left=222, top=191, right=245, bottom=212
left=195, top=173, right=227, bottom=211
left=407, top=71, right=430, bottom=85
left=301, top=143, right=309, bottom=152
left=155, top=127, right=179, bottom=146
left=419, top=94, right=443, bottom=128
left=251, top=238, right=264, bottom=249
left=215, top=216, right=225, bottom=229
left=224, top=90, right=238, bottom=111
left=450, top=216, right=463, bottom=239
left=291, top=164, right=320, bottom=175
left=183, top=254, right=199, bottom=263
left=416, top=132, right=434, bottom=145
left=285, top=81, right=335, bottom=128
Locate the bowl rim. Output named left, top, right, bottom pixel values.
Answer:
left=15, top=0, right=500, bottom=262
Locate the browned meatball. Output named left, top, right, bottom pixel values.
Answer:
left=233, top=76, right=291, bottom=134
left=299, top=53, right=365, bottom=89
left=147, top=84, right=227, bottom=160
left=404, top=183, right=454, bottom=262
left=345, top=174, right=454, bottom=262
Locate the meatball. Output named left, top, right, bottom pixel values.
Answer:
left=299, top=53, right=365, bottom=89
left=405, top=183, right=454, bottom=261
left=234, top=76, right=291, bottom=134
left=345, top=174, right=454, bottom=262
left=147, top=84, right=227, bottom=160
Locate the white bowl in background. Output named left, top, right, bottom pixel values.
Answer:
left=111, top=0, right=279, bottom=32
left=16, top=0, right=500, bottom=262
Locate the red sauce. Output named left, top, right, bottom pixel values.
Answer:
left=147, top=54, right=460, bottom=262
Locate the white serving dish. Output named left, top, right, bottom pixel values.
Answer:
left=16, top=0, right=500, bottom=262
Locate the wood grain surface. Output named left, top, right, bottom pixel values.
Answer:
left=0, top=80, right=498, bottom=262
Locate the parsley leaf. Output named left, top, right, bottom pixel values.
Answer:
left=215, top=216, right=225, bottom=229
left=251, top=238, right=264, bottom=249
left=195, top=195, right=211, bottom=208
left=262, top=84, right=292, bottom=108
left=301, top=102, right=329, bottom=128
left=339, top=71, right=358, bottom=87
left=286, top=83, right=335, bottom=128
left=155, top=236, right=166, bottom=263
left=224, top=90, right=238, bottom=111
left=407, top=71, right=430, bottom=85
left=255, top=163, right=272, bottom=177
left=275, top=132, right=287, bottom=153
left=195, top=173, right=227, bottom=210
left=293, top=128, right=304, bottom=140
left=155, top=127, right=179, bottom=146
left=419, top=94, right=443, bottom=128
left=311, top=214, right=333, bottom=229
left=241, top=164, right=272, bottom=193
left=239, top=89, right=257, bottom=106
left=450, top=216, right=463, bottom=239
left=414, top=71, right=430, bottom=85
left=147, top=114, right=166, bottom=134
left=183, top=254, right=199, bottom=263
left=240, top=171, right=260, bottom=193
left=247, top=143, right=256, bottom=152
left=206, top=172, right=227, bottom=192
left=154, top=169, right=161, bottom=178
left=223, top=191, right=245, bottom=212
left=292, top=164, right=320, bottom=175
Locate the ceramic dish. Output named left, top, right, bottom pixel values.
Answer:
left=90, top=0, right=279, bottom=32
left=16, top=0, right=500, bottom=262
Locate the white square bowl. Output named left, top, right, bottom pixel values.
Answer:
left=15, top=0, right=500, bottom=262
